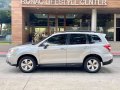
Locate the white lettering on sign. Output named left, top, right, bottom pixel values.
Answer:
left=59, top=0, right=65, bottom=5
left=21, top=0, right=107, bottom=5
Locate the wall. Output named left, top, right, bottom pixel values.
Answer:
left=12, top=0, right=30, bottom=44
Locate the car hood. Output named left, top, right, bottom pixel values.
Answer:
left=10, top=44, right=36, bottom=50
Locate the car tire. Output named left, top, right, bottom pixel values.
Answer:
left=84, top=57, right=101, bottom=73
left=18, top=56, right=36, bottom=73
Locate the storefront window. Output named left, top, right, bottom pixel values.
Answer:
left=66, top=14, right=91, bottom=31
left=0, top=0, right=11, bottom=43
left=0, top=12, right=11, bottom=43
left=58, top=15, right=64, bottom=32
left=97, top=14, right=114, bottom=41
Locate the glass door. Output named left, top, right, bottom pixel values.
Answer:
left=58, top=15, right=65, bottom=32
left=49, top=15, right=65, bottom=35
left=65, top=14, right=91, bottom=31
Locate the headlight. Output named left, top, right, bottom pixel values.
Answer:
left=8, top=48, right=18, bottom=54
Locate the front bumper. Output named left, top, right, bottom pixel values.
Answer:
left=103, top=59, right=113, bottom=65
left=6, top=59, right=17, bottom=66
left=6, top=54, right=18, bottom=66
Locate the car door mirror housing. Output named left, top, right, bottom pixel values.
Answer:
left=44, top=43, right=49, bottom=49
left=41, top=42, right=49, bottom=49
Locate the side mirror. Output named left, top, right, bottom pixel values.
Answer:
left=43, top=42, right=49, bottom=49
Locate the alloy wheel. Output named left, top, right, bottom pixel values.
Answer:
left=21, top=59, right=33, bottom=71
left=87, top=59, right=99, bottom=72
left=84, top=57, right=101, bottom=73
left=19, top=56, right=36, bottom=73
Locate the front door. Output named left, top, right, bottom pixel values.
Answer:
left=39, top=34, right=67, bottom=64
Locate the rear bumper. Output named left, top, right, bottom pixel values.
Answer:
left=103, top=59, right=113, bottom=65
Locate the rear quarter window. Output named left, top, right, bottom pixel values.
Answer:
left=88, top=34, right=102, bottom=44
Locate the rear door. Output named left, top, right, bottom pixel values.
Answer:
left=67, top=34, right=90, bottom=63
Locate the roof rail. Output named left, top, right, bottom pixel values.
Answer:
left=65, top=30, right=96, bottom=33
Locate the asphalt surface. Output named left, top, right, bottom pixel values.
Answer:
left=0, top=56, right=120, bottom=90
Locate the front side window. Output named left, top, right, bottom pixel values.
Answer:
left=45, top=34, right=67, bottom=45
left=69, top=34, right=87, bottom=45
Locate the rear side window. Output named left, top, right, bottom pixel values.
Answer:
left=87, top=34, right=102, bottom=44
left=69, top=34, right=87, bottom=45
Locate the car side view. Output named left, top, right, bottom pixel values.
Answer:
left=6, top=32, right=113, bottom=73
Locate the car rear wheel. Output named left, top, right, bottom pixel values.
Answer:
left=18, top=56, right=36, bottom=73
left=84, top=57, right=101, bottom=73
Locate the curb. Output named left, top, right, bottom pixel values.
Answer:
left=0, top=52, right=7, bottom=54
left=0, top=52, right=7, bottom=57
left=112, top=52, right=120, bottom=56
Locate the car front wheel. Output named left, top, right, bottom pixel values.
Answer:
left=84, top=57, right=101, bottom=73
left=18, top=56, right=36, bottom=73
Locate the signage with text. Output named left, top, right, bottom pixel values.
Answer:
left=21, top=0, right=107, bottom=6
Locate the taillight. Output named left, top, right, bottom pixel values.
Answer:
left=104, top=44, right=111, bottom=52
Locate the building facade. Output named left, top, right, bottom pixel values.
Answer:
left=12, top=0, right=120, bottom=44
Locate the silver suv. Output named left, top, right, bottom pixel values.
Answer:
left=6, top=32, right=113, bottom=73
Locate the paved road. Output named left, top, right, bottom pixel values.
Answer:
left=0, top=56, right=120, bottom=90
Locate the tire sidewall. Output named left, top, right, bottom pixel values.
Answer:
left=84, top=57, right=101, bottom=73
left=19, top=56, right=36, bottom=73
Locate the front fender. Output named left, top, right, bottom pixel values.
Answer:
left=16, top=47, right=39, bottom=64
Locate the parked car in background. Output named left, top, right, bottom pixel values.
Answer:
left=6, top=31, right=113, bottom=73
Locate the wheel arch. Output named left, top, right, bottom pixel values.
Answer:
left=17, top=54, right=38, bottom=67
left=83, top=54, right=103, bottom=64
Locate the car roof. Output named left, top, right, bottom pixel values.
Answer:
left=52, top=31, right=104, bottom=36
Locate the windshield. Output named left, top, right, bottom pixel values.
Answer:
left=32, top=37, right=47, bottom=45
